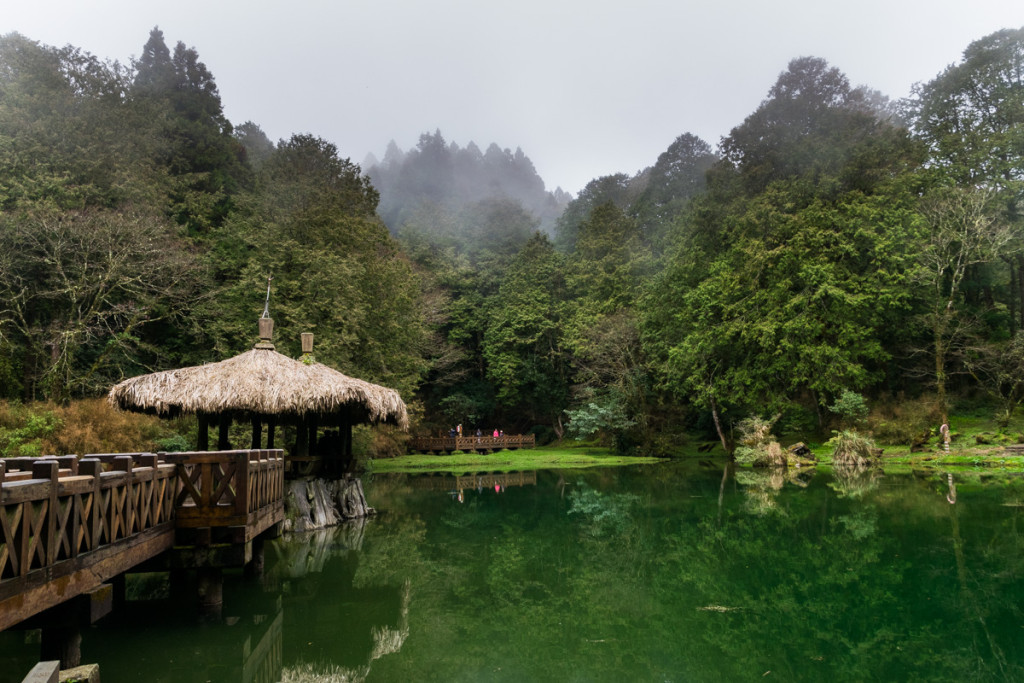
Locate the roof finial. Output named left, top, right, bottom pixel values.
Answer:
left=261, top=275, right=273, bottom=319
left=255, top=275, right=275, bottom=350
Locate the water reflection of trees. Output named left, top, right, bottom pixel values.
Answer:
left=828, top=464, right=882, bottom=499
left=734, top=467, right=814, bottom=514
left=268, top=468, right=1024, bottom=681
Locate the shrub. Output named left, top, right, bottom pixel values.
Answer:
left=733, top=415, right=786, bottom=466
left=827, top=429, right=878, bottom=467
left=0, top=402, right=63, bottom=457
left=155, top=433, right=192, bottom=452
left=44, top=399, right=169, bottom=455
left=829, top=389, right=869, bottom=427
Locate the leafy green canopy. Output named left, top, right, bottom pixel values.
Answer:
left=206, top=134, right=428, bottom=397
left=482, top=233, right=570, bottom=426
left=645, top=57, right=927, bottom=420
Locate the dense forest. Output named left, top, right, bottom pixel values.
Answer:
left=0, top=26, right=1022, bottom=456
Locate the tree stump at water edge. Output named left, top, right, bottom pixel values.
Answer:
left=284, top=477, right=374, bottom=532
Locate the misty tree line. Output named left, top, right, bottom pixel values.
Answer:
left=364, top=130, right=572, bottom=234
left=0, top=26, right=1022, bottom=453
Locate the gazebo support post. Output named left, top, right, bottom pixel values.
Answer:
left=308, top=415, right=319, bottom=456
left=251, top=416, right=262, bottom=449
left=218, top=415, right=231, bottom=450
left=295, top=418, right=308, bottom=457
left=343, top=406, right=353, bottom=459
left=197, top=414, right=209, bottom=451
left=334, top=408, right=353, bottom=475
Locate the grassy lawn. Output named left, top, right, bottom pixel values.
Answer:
left=366, top=443, right=665, bottom=474
left=800, top=411, right=1024, bottom=472
left=366, top=411, right=1024, bottom=475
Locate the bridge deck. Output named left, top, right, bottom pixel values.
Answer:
left=407, top=434, right=536, bottom=454
left=0, top=449, right=284, bottom=632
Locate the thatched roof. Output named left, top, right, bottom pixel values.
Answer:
left=108, top=347, right=409, bottom=430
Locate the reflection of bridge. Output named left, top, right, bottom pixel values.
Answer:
left=22, top=606, right=284, bottom=683
left=1, top=449, right=284, bottom=673
left=410, top=471, right=538, bottom=492
left=407, top=434, right=536, bottom=454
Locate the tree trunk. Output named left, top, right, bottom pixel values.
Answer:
left=1008, top=257, right=1017, bottom=337
left=711, top=396, right=731, bottom=455
left=935, top=326, right=948, bottom=418
left=811, top=389, right=823, bottom=431
left=1017, top=253, right=1024, bottom=331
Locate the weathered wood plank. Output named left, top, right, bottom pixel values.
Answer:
left=246, top=503, right=285, bottom=541
left=1, top=481, right=54, bottom=506
left=0, top=523, right=175, bottom=631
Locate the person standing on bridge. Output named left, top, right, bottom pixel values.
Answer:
left=493, top=428, right=499, bottom=438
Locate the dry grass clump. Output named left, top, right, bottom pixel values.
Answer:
left=45, top=398, right=170, bottom=455
left=827, top=429, right=879, bottom=467
left=734, top=415, right=787, bottom=467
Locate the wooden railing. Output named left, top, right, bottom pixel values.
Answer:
left=0, top=454, right=177, bottom=631
left=408, top=434, right=536, bottom=454
left=161, top=450, right=284, bottom=542
left=1, top=449, right=285, bottom=631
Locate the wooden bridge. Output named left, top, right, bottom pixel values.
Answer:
left=407, top=434, right=536, bottom=454
left=1, top=449, right=285, bottom=671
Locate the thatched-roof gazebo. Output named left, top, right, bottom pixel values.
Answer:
left=108, top=318, right=408, bottom=472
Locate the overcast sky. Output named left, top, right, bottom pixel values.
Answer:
left=5, top=1, right=1024, bottom=195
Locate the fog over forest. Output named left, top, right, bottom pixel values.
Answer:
left=363, top=131, right=572, bottom=236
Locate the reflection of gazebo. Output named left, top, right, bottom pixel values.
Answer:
left=108, top=318, right=408, bottom=472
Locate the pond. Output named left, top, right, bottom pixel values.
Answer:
left=3, top=461, right=1024, bottom=681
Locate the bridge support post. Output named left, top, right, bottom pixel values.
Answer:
left=111, top=574, right=126, bottom=611
left=31, top=584, right=112, bottom=669
left=40, top=626, right=82, bottom=669
left=245, top=536, right=265, bottom=580
left=197, top=567, right=223, bottom=620
left=169, top=569, right=189, bottom=604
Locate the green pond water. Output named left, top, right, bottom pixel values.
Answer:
left=4, top=461, right=1024, bottom=681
